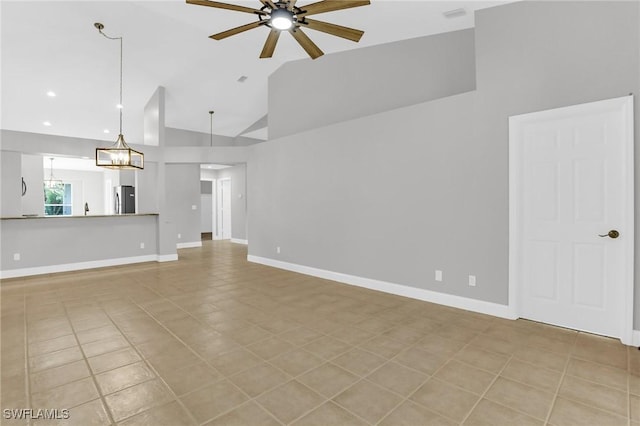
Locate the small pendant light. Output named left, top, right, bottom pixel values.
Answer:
left=44, top=158, right=63, bottom=188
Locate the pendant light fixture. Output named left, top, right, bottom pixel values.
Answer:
left=94, top=22, right=144, bottom=170
left=45, top=158, right=63, bottom=188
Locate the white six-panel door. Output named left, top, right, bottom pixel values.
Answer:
left=509, top=96, right=634, bottom=343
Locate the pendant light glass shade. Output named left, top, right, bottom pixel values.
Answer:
left=96, top=134, right=144, bottom=169
left=94, top=22, right=144, bottom=170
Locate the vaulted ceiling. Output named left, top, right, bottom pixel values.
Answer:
left=1, top=1, right=507, bottom=143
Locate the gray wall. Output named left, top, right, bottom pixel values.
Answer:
left=1, top=151, right=22, bottom=217
left=1, top=215, right=158, bottom=272
left=269, top=29, right=477, bottom=140
left=249, top=1, right=640, bottom=326
left=136, top=161, right=159, bottom=214
left=166, top=127, right=263, bottom=147
left=200, top=180, right=213, bottom=233
left=166, top=163, right=202, bottom=244
left=217, top=164, right=248, bottom=241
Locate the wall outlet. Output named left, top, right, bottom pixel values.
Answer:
left=192, top=205, right=197, bottom=210
left=13, top=253, right=20, bottom=261
left=140, top=243, right=145, bottom=249
left=435, top=270, right=442, bottom=282
left=469, top=275, right=476, bottom=286
left=276, top=246, right=281, bottom=254
left=177, top=233, right=181, bottom=239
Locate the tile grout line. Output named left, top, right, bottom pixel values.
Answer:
left=59, top=297, right=118, bottom=426
left=130, top=295, right=275, bottom=426
left=458, top=351, right=514, bottom=425
left=367, top=321, right=499, bottom=425
left=101, top=292, right=202, bottom=425
left=542, top=333, right=576, bottom=426
left=628, top=345, right=631, bottom=426
left=23, top=289, right=32, bottom=426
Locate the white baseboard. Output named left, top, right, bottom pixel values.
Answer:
left=247, top=255, right=516, bottom=320
left=631, top=330, right=640, bottom=347
left=157, top=254, right=179, bottom=263
left=231, top=238, right=248, bottom=245
left=0, top=255, right=162, bottom=279
left=177, top=241, right=202, bottom=249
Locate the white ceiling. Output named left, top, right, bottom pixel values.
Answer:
left=1, top=0, right=508, bottom=144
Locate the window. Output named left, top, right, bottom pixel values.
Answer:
left=44, top=183, right=72, bottom=216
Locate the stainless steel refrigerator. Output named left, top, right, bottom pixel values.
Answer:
left=114, top=185, right=135, bottom=214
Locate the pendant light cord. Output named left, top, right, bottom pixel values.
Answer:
left=209, top=111, right=214, bottom=147
left=96, top=25, right=124, bottom=136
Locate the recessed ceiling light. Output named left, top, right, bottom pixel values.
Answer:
left=43, top=121, right=52, bottom=126
left=46, top=91, right=56, bottom=97
left=237, top=76, right=248, bottom=83
left=103, top=129, right=110, bottom=134
left=116, top=104, right=123, bottom=109
left=443, top=8, right=466, bottom=18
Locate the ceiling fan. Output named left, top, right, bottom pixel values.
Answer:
left=186, top=0, right=370, bottom=59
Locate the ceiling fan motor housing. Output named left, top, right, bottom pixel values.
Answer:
left=269, top=7, right=296, bottom=30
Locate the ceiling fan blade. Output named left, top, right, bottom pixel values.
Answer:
left=298, top=0, right=370, bottom=16
left=287, top=0, right=298, bottom=11
left=300, top=18, right=363, bottom=42
left=258, top=0, right=277, bottom=9
left=260, top=30, right=281, bottom=58
left=289, top=27, right=323, bottom=59
left=210, top=21, right=263, bottom=40
left=186, top=0, right=266, bottom=15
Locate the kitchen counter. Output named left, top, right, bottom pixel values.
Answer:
left=1, top=213, right=159, bottom=220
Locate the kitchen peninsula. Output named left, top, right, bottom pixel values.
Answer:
left=0, top=213, right=169, bottom=279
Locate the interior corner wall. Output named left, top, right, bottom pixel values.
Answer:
left=217, top=164, right=247, bottom=241
left=249, top=1, right=640, bottom=324
left=165, top=163, right=202, bottom=245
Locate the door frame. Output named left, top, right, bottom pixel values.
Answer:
left=216, top=177, right=232, bottom=240
left=508, top=95, right=634, bottom=345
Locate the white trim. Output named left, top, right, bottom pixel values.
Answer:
left=157, top=254, right=178, bottom=262
left=231, top=238, right=248, bottom=245
left=631, top=330, right=640, bottom=347
left=509, top=95, right=634, bottom=346
left=0, top=255, right=161, bottom=279
left=217, top=177, right=232, bottom=240
left=177, top=241, right=202, bottom=249
left=621, top=96, right=635, bottom=346
left=248, top=255, right=517, bottom=320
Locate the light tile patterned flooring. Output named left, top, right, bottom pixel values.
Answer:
left=1, top=241, right=639, bottom=425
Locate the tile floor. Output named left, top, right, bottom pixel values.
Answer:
left=1, top=241, right=639, bottom=425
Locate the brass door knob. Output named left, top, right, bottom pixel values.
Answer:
left=598, top=230, right=619, bottom=239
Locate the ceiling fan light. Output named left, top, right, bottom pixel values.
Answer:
left=270, top=8, right=293, bottom=30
